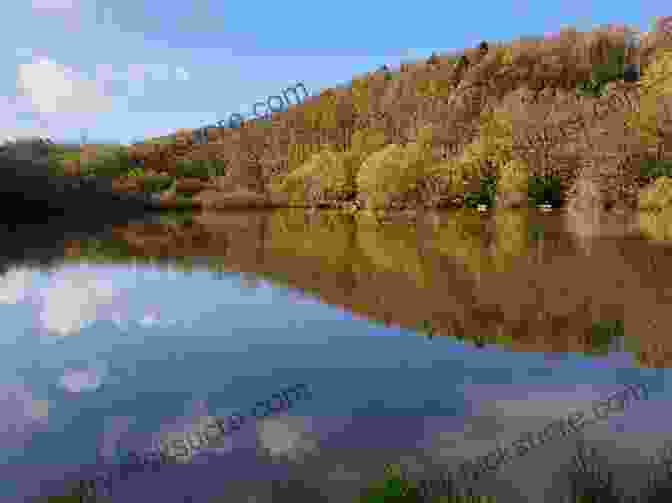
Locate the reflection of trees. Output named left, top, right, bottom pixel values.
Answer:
left=51, top=208, right=672, bottom=365
left=423, top=209, right=490, bottom=275
left=356, top=220, right=428, bottom=287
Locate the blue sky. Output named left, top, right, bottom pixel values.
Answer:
left=0, top=0, right=665, bottom=145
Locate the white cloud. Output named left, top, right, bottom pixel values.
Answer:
left=257, top=416, right=319, bottom=461
left=0, top=268, right=33, bottom=305
left=18, top=58, right=113, bottom=116
left=1, top=56, right=190, bottom=142
left=38, top=270, right=118, bottom=336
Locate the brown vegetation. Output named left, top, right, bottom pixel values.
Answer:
left=59, top=208, right=672, bottom=366
left=121, top=23, right=672, bottom=212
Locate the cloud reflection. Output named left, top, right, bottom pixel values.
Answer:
left=0, top=383, right=49, bottom=437
left=38, top=270, right=117, bottom=336
left=0, top=267, right=32, bottom=304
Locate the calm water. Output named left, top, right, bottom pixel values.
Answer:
left=2, top=207, right=672, bottom=502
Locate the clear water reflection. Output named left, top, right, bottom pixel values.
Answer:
left=1, top=207, right=671, bottom=502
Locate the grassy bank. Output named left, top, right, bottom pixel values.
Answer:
left=357, top=440, right=672, bottom=502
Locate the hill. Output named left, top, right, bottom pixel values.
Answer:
left=51, top=22, right=672, bottom=212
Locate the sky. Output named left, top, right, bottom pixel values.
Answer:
left=0, top=0, right=665, bottom=145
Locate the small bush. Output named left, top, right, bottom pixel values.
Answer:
left=528, top=174, right=563, bottom=206
left=355, top=464, right=422, bottom=502
left=639, top=159, right=672, bottom=179
left=464, top=175, right=498, bottom=207
left=173, top=159, right=218, bottom=179
left=576, top=46, right=626, bottom=97
left=52, top=151, right=81, bottom=162
left=588, top=319, right=624, bottom=355
left=205, top=158, right=228, bottom=178
left=75, top=147, right=137, bottom=179
left=139, top=175, right=174, bottom=193
left=127, top=167, right=144, bottom=178
left=639, top=176, right=672, bottom=210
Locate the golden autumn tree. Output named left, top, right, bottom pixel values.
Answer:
left=626, top=49, right=672, bottom=160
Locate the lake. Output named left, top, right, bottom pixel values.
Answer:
left=2, top=207, right=672, bottom=503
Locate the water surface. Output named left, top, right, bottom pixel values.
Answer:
left=3, top=207, right=672, bottom=502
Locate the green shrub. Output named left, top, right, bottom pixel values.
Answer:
left=639, top=159, right=672, bottom=179
left=139, top=175, right=174, bottom=193
left=576, top=46, right=626, bottom=98
left=206, top=158, right=228, bottom=178
left=49, top=151, right=81, bottom=163
left=45, top=158, right=68, bottom=176
left=355, top=464, right=422, bottom=502
left=588, top=320, right=623, bottom=355
left=464, top=175, right=497, bottom=208
left=528, top=174, right=563, bottom=206
left=127, top=167, right=144, bottom=178
left=173, top=159, right=222, bottom=179
left=80, top=148, right=137, bottom=178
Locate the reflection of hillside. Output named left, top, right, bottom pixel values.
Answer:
left=0, top=214, right=148, bottom=277
left=57, top=209, right=672, bottom=366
